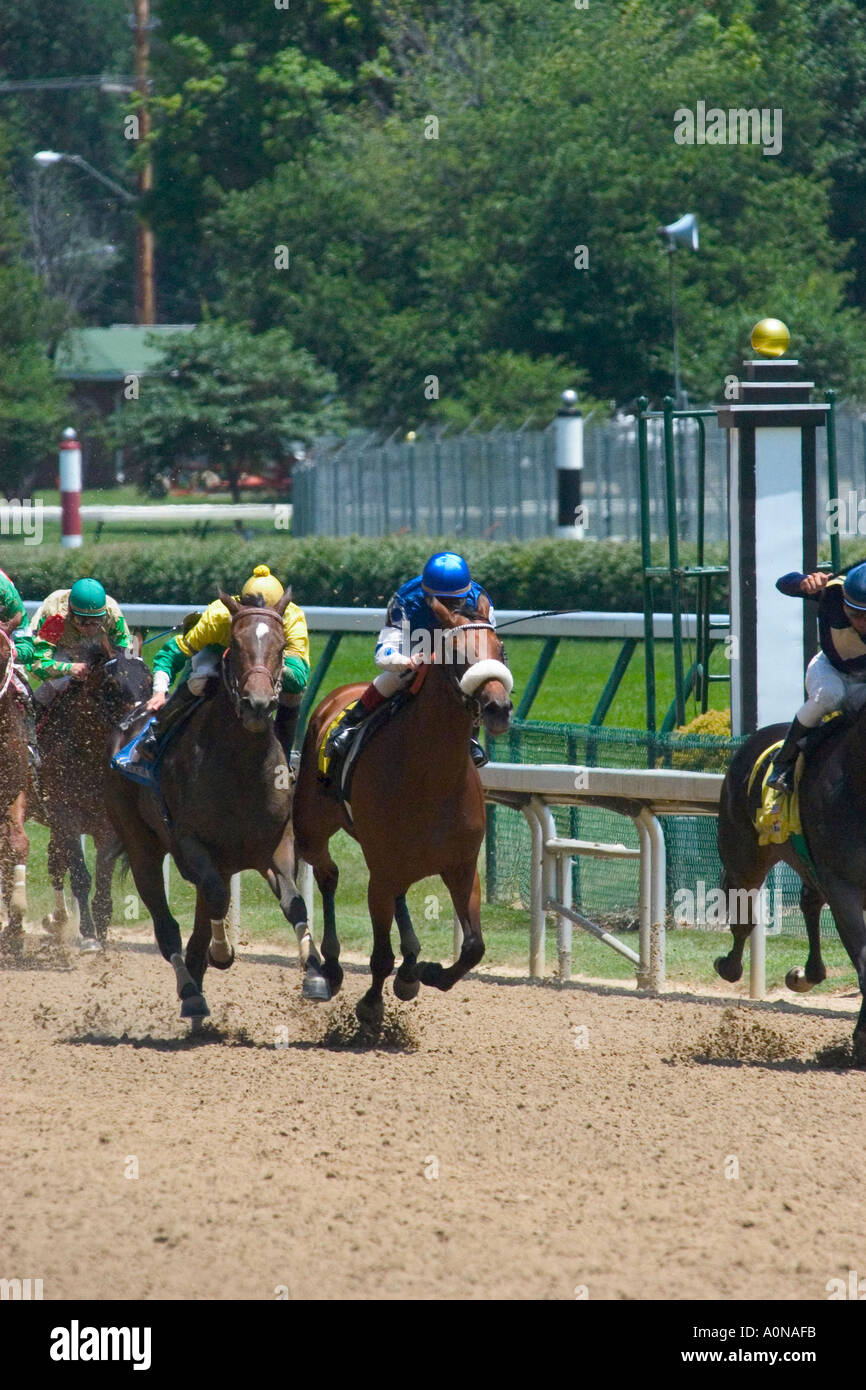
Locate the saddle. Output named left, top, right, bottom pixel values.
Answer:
left=111, top=691, right=206, bottom=790
left=318, top=688, right=413, bottom=804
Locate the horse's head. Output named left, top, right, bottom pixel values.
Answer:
left=219, top=587, right=292, bottom=732
left=80, top=634, right=153, bottom=720
left=428, top=594, right=513, bottom=737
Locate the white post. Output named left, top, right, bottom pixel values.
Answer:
left=59, top=427, right=83, bottom=548
left=162, top=855, right=170, bottom=905
left=523, top=802, right=546, bottom=978
left=555, top=390, right=584, bottom=538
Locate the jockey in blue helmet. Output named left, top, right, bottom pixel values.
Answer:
left=327, top=551, right=495, bottom=766
left=768, top=559, right=866, bottom=790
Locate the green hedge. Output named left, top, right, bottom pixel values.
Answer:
left=5, top=532, right=858, bottom=610
left=0, top=535, right=735, bottom=611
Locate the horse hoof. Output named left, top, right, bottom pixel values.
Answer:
left=78, top=936, right=102, bottom=953
left=355, top=995, right=383, bottom=1027
left=418, top=961, right=446, bottom=990
left=714, top=955, right=742, bottom=984
left=180, top=994, right=210, bottom=1020
left=321, top=961, right=343, bottom=996
left=393, top=973, right=420, bottom=1002
left=302, top=969, right=331, bottom=1002
left=207, top=944, right=235, bottom=971
left=786, top=966, right=814, bottom=994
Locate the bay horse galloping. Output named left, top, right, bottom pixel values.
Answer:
left=717, top=711, right=866, bottom=1057
left=36, top=637, right=153, bottom=946
left=106, top=590, right=329, bottom=1026
left=0, top=627, right=31, bottom=946
left=293, top=594, right=513, bottom=1025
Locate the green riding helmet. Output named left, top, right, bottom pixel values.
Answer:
left=69, top=577, right=108, bottom=619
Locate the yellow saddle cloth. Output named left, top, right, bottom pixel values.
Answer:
left=317, top=701, right=359, bottom=781
left=747, top=740, right=803, bottom=846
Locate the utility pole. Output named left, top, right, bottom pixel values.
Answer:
left=133, top=0, right=156, bottom=324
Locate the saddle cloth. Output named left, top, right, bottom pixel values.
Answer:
left=747, top=740, right=803, bottom=847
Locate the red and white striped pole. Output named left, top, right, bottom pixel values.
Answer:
left=59, top=427, right=83, bottom=548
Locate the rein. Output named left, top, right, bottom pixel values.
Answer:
left=429, top=620, right=513, bottom=713
left=0, top=629, right=15, bottom=702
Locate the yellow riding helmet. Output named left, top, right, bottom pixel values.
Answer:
left=241, top=564, right=285, bottom=607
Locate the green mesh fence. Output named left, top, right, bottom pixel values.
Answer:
left=485, top=721, right=832, bottom=938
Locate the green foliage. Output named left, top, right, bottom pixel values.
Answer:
left=113, top=321, right=347, bottom=498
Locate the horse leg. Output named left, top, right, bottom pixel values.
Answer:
left=393, top=894, right=421, bottom=1000
left=43, top=834, right=69, bottom=933
left=4, top=791, right=29, bottom=933
left=356, top=877, right=395, bottom=1026
left=786, top=881, right=827, bottom=993
left=174, top=832, right=231, bottom=986
left=418, top=862, right=484, bottom=992
left=310, top=850, right=342, bottom=996
left=264, top=830, right=330, bottom=1000
left=818, top=874, right=866, bottom=1059
left=125, top=827, right=209, bottom=1022
left=66, top=835, right=99, bottom=949
left=714, top=871, right=764, bottom=984
left=92, top=835, right=120, bottom=943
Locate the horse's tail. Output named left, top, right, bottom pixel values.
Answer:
left=115, top=849, right=131, bottom=882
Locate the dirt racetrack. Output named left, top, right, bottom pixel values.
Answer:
left=2, top=926, right=865, bottom=1302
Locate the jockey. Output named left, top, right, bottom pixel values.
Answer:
left=0, top=567, right=39, bottom=761
left=327, top=550, right=495, bottom=768
left=768, top=561, right=866, bottom=791
left=137, top=564, right=309, bottom=761
left=30, top=578, right=131, bottom=710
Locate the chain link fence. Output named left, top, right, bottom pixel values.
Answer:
left=293, top=405, right=866, bottom=543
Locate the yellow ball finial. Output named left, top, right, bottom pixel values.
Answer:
left=750, top=318, right=790, bottom=358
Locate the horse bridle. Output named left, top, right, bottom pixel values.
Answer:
left=221, top=606, right=284, bottom=717
left=433, top=620, right=513, bottom=717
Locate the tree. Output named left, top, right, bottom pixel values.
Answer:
left=114, top=321, right=347, bottom=500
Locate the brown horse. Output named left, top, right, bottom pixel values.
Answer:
left=105, top=590, right=330, bottom=1027
left=35, top=638, right=153, bottom=947
left=0, top=627, right=30, bottom=946
left=293, top=595, right=513, bottom=1024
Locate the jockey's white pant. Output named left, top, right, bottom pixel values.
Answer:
left=186, top=644, right=222, bottom=695
left=797, top=651, right=866, bottom=727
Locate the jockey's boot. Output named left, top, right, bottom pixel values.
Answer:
left=274, top=703, right=299, bottom=761
left=766, top=717, right=810, bottom=793
left=470, top=735, right=489, bottom=768
left=133, top=684, right=198, bottom=764
left=327, top=698, right=372, bottom=762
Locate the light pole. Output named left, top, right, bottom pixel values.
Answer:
left=34, top=149, right=155, bottom=324
left=656, top=213, right=699, bottom=408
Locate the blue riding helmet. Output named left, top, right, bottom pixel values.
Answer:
left=843, top=562, right=866, bottom=611
left=421, top=552, right=471, bottom=598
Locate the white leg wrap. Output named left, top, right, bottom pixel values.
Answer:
left=209, top=918, right=232, bottom=963
left=295, top=922, right=312, bottom=965
left=11, top=863, right=27, bottom=914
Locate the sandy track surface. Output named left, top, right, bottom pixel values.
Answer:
left=1, top=928, right=863, bottom=1301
